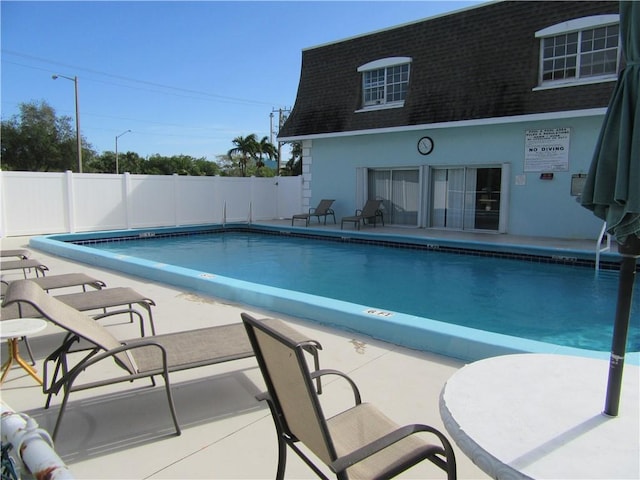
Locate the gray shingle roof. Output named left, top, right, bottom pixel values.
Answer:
left=279, top=0, right=619, bottom=139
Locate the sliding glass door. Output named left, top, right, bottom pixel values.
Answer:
left=367, top=168, right=419, bottom=226
left=430, top=166, right=501, bottom=231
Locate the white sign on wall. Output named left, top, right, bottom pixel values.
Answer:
left=524, top=127, right=570, bottom=172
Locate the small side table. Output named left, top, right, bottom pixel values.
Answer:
left=1, top=318, right=47, bottom=385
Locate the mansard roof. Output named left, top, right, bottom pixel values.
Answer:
left=279, top=0, right=619, bottom=139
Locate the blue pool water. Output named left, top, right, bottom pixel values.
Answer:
left=88, top=231, right=639, bottom=352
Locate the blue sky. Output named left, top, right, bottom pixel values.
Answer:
left=1, top=0, right=482, bottom=161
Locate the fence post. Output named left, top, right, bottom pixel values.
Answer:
left=173, top=173, right=179, bottom=226
left=123, top=172, right=132, bottom=229
left=64, top=170, right=75, bottom=233
left=0, top=171, right=5, bottom=238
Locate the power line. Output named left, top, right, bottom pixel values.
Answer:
left=2, top=50, right=283, bottom=107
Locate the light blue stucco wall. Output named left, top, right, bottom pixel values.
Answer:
left=306, top=114, right=606, bottom=240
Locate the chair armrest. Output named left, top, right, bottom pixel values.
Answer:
left=331, top=423, right=456, bottom=477
left=92, top=308, right=148, bottom=337
left=92, top=308, right=143, bottom=322
left=78, top=340, right=168, bottom=372
left=50, top=340, right=170, bottom=395
left=256, top=391, right=271, bottom=402
left=310, top=368, right=362, bottom=404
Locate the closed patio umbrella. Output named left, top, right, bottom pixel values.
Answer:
left=581, top=0, right=640, bottom=416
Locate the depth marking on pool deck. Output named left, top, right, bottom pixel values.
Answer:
left=365, top=309, right=394, bottom=317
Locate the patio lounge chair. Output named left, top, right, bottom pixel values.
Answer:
left=1, top=259, right=49, bottom=278
left=340, top=200, right=384, bottom=230
left=241, top=312, right=457, bottom=480
left=1, top=249, right=30, bottom=259
left=292, top=199, right=336, bottom=226
left=2, top=280, right=256, bottom=441
left=2, top=286, right=156, bottom=337
left=30, top=272, right=107, bottom=292
left=2, top=272, right=106, bottom=296
left=1, top=273, right=107, bottom=366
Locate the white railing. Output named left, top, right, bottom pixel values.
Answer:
left=596, top=221, right=612, bottom=271
left=0, top=171, right=302, bottom=237
left=1, top=402, right=73, bottom=479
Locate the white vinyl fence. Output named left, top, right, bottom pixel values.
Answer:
left=0, top=171, right=303, bottom=237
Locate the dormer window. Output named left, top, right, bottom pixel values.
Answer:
left=358, top=57, right=411, bottom=109
left=536, top=15, right=620, bottom=87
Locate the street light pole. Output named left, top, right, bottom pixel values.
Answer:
left=115, top=130, right=131, bottom=174
left=52, top=74, right=82, bottom=173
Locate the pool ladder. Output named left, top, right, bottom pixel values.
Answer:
left=221, top=201, right=252, bottom=227
left=595, top=222, right=612, bottom=271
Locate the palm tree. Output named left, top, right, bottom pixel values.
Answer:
left=281, top=141, right=302, bottom=176
left=257, top=136, right=278, bottom=169
left=227, top=134, right=258, bottom=177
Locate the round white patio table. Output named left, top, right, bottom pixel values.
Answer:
left=440, top=353, right=639, bottom=480
left=1, top=318, right=47, bottom=385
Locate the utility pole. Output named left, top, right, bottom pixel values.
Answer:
left=271, top=107, right=291, bottom=173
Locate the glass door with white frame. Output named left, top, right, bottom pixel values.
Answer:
left=368, top=168, right=419, bottom=226
left=430, top=166, right=501, bottom=231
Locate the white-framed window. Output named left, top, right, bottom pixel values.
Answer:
left=536, top=15, right=620, bottom=87
left=357, top=57, right=411, bottom=109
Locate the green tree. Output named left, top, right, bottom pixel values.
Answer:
left=281, top=141, right=302, bottom=176
left=117, top=151, right=145, bottom=174
left=85, top=151, right=116, bottom=173
left=1, top=100, right=91, bottom=172
left=257, top=136, right=278, bottom=168
left=227, top=134, right=259, bottom=177
left=192, top=158, right=220, bottom=176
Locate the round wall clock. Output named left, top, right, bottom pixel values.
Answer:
left=417, top=136, right=434, bottom=155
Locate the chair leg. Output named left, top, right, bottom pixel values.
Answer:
left=161, top=371, right=181, bottom=436
left=52, top=388, right=72, bottom=441
left=261, top=396, right=289, bottom=480
left=275, top=435, right=287, bottom=480
left=21, top=336, right=36, bottom=366
left=145, top=306, right=157, bottom=336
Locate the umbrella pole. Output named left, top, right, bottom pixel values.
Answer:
left=604, top=235, right=640, bottom=417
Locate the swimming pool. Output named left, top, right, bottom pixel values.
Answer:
left=31, top=224, right=640, bottom=363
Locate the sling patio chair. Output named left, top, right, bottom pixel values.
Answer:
left=1, top=249, right=31, bottom=259
left=2, top=279, right=256, bottom=441
left=1, top=258, right=49, bottom=279
left=2, top=272, right=106, bottom=296
left=292, top=199, right=336, bottom=226
left=2, top=285, right=156, bottom=337
left=1, top=273, right=107, bottom=366
left=241, top=312, right=457, bottom=480
left=340, top=200, right=384, bottom=230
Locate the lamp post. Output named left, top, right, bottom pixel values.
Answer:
left=52, top=74, right=82, bottom=173
left=115, top=130, right=131, bottom=174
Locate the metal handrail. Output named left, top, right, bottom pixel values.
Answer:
left=596, top=222, right=612, bottom=271
left=222, top=201, right=227, bottom=228
left=1, top=402, right=73, bottom=479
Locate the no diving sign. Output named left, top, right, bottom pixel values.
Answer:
left=524, top=127, right=570, bottom=172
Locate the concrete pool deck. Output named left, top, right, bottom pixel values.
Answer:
left=1, top=228, right=638, bottom=479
